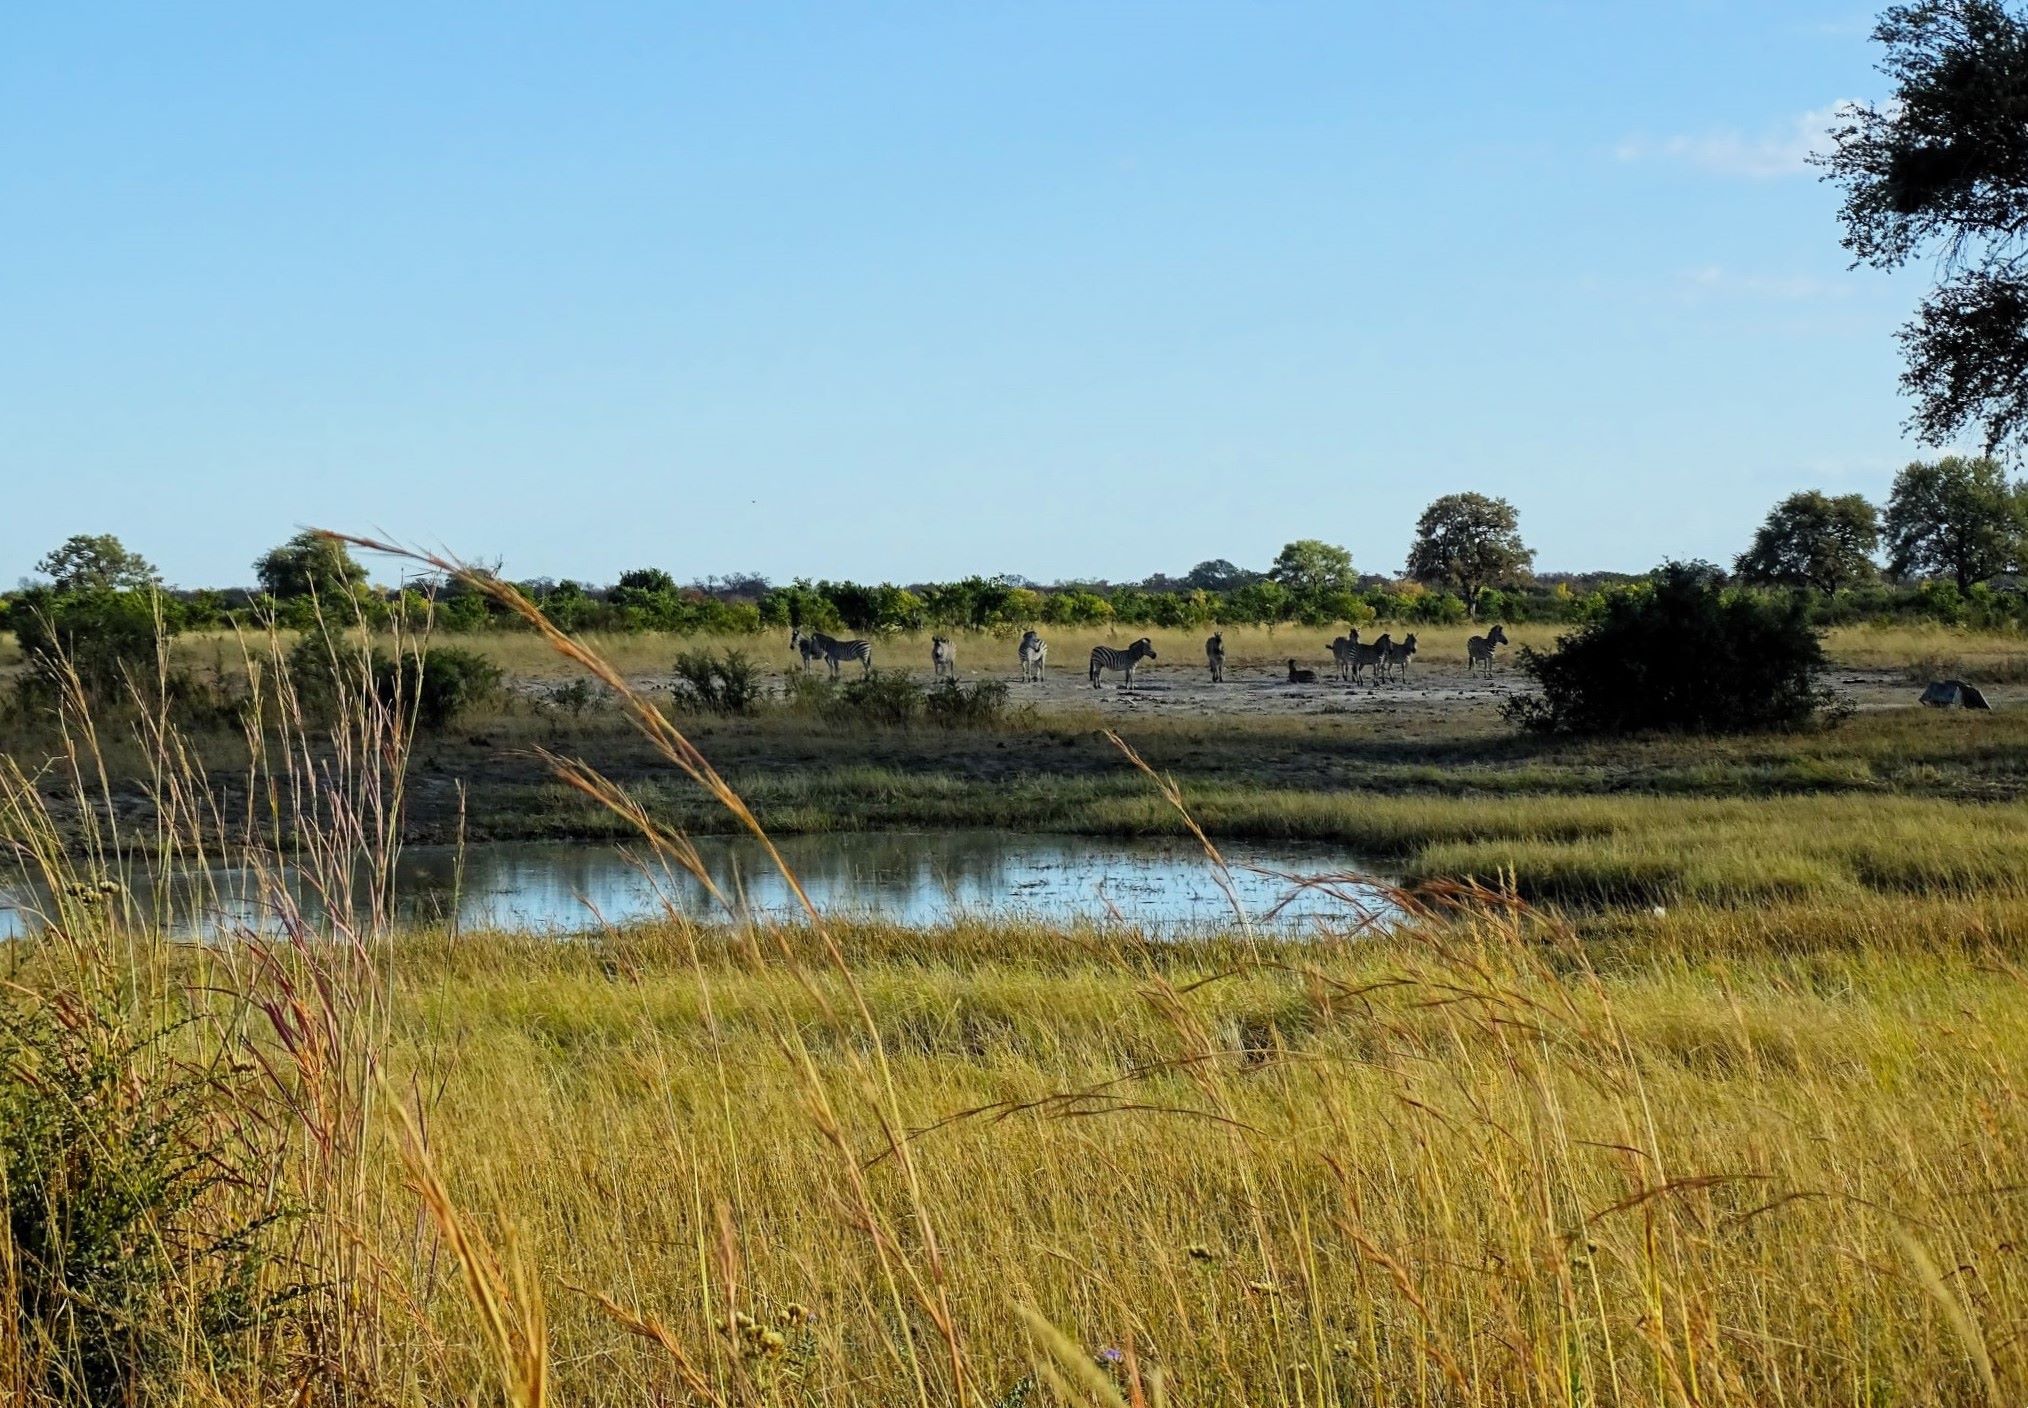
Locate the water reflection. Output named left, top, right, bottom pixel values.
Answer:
left=1, top=831, right=1398, bottom=937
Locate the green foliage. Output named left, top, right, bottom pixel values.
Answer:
left=1883, top=455, right=2027, bottom=589
left=1405, top=493, right=1535, bottom=615
left=5, top=586, right=173, bottom=697
left=381, top=645, right=504, bottom=730
left=1504, top=562, right=1834, bottom=735
left=33, top=533, right=160, bottom=592
left=1268, top=539, right=1356, bottom=608
left=924, top=677, right=1015, bottom=727
left=254, top=531, right=369, bottom=602
left=671, top=648, right=766, bottom=715
left=782, top=672, right=1016, bottom=729
left=833, top=671, right=929, bottom=727
left=1735, top=490, right=1881, bottom=592
left=286, top=636, right=502, bottom=731
left=1, top=992, right=293, bottom=1404
left=1819, top=1, right=2028, bottom=454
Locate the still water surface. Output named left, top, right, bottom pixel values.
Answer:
left=1, top=831, right=1396, bottom=937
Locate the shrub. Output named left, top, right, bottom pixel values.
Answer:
left=832, top=671, right=926, bottom=726
left=671, top=648, right=765, bottom=715
left=924, top=678, right=1015, bottom=727
left=5, top=587, right=174, bottom=697
left=381, top=645, right=504, bottom=729
left=1502, top=562, right=1833, bottom=735
left=287, top=637, right=502, bottom=730
left=2, top=991, right=294, bottom=1404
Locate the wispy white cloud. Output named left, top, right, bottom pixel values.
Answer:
left=1676, top=265, right=1850, bottom=301
left=1616, top=102, right=1857, bottom=180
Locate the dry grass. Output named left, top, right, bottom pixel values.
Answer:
left=7, top=560, right=2028, bottom=1405
left=1821, top=623, right=2028, bottom=681
left=341, top=905, right=2028, bottom=1406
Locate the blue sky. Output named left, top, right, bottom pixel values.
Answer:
left=0, top=3, right=1938, bottom=588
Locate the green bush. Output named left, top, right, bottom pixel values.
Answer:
left=285, top=637, right=502, bottom=731
left=5, top=586, right=174, bottom=697
left=1503, top=563, right=1834, bottom=735
left=924, top=678, right=1015, bottom=727
left=671, top=648, right=766, bottom=714
left=381, top=645, right=504, bottom=730
left=2, top=992, right=294, bottom=1404
left=833, top=671, right=926, bottom=726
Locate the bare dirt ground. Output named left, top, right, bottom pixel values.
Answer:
left=580, top=651, right=1927, bottom=725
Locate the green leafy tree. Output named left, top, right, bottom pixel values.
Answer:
left=1405, top=493, right=1534, bottom=617
left=1819, top=2, right=2028, bottom=454
left=1182, top=558, right=1258, bottom=592
left=6, top=587, right=177, bottom=695
left=254, top=532, right=369, bottom=602
left=1883, top=455, right=2027, bottom=589
left=1735, top=491, right=1881, bottom=592
left=1268, top=541, right=1355, bottom=620
left=33, top=533, right=160, bottom=592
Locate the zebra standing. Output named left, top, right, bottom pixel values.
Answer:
left=1205, top=632, right=1226, bottom=682
left=790, top=627, right=873, bottom=680
left=1349, top=632, right=1392, bottom=682
left=1090, top=637, right=1157, bottom=689
left=1018, top=630, right=1048, bottom=682
left=1467, top=623, right=1509, bottom=677
left=1380, top=632, right=1418, bottom=683
left=931, top=635, right=956, bottom=680
left=1329, top=630, right=1362, bottom=681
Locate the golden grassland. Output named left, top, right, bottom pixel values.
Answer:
left=125, top=899, right=2028, bottom=1405
left=7, top=564, right=2028, bottom=1405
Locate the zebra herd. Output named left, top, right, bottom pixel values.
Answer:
left=792, top=624, right=1512, bottom=688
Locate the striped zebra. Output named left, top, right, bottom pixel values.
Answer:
left=791, top=627, right=873, bottom=680
left=1380, top=632, right=1418, bottom=682
left=1018, top=630, right=1048, bottom=682
left=930, top=635, right=956, bottom=680
left=1467, top=623, right=1509, bottom=677
left=1090, top=637, right=1156, bottom=688
left=1348, top=632, right=1392, bottom=682
left=1205, top=632, right=1226, bottom=682
left=1329, top=630, right=1362, bottom=681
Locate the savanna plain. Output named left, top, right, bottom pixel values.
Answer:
left=4, top=611, right=2028, bottom=1407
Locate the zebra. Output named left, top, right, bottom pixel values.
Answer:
left=1205, top=632, right=1226, bottom=682
left=1286, top=658, right=1318, bottom=684
left=1467, top=623, right=1509, bottom=677
left=1349, top=632, right=1392, bottom=682
left=1090, top=637, right=1156, bottom=689
left=790, top=627, right=873, bottom=680
left=931, top=635, right=956, bottom=680
left=1329, top=630, right=1362, bottom=681
left=1018, top=630, right=1048, bottom=683
left=1380, top=632, right=1418, bottom=682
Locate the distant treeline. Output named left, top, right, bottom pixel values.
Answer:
left=6, top=465, right=2028, bottom=677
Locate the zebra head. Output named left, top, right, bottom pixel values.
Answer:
left=1133, top=637, right=1156, bottom=659
left=1488, top=624, right=1509, bottom=645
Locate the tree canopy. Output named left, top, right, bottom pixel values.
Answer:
left=1405, top=493, right=1534, bottom=616
left=1820, top=1, right=2028, bottom=454
left=254, top=532, right=369, bottom=602
left=33, top=534, right=160, bottom=593
left=1734, top=491, right=1881, bottom=592
left=1267, top=540, right=1355, bottom=599
left=1883, top=455, right=2027, bottom=588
